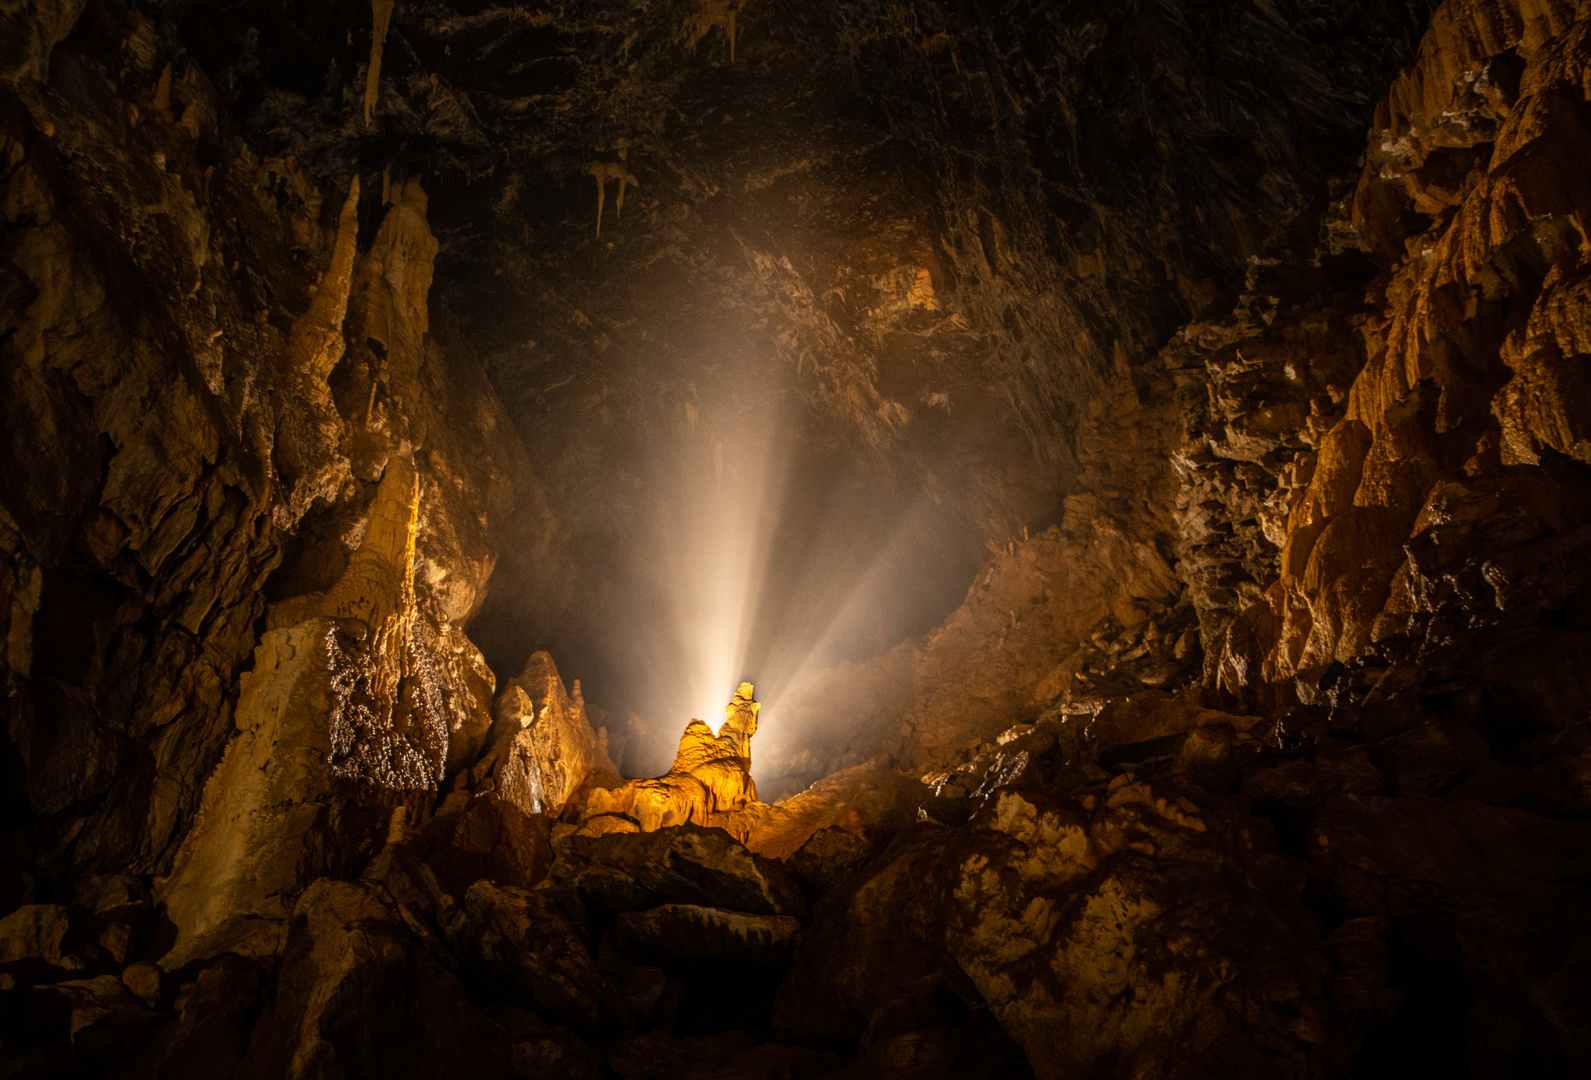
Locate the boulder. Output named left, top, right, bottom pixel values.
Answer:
left=729, top=763, right=922, bottom=860
left=0, top=903, right=88, bottom=983
left=602, top=962, right=668, bottom=1027
left=605, top=1029, right=842, bottom=1080
left=787, top=826, right=870, bottom=897
left=777, top=780, right=1367, bottom=1078
left=1244, top=751, right=1386, bottom=812
left=826, top=1018, right=1035, bottom=1080
left=116, top=954, right=266, bottom=1079
left=30, top=973, right=167, bottom=1069
left=121, top=961, right=165, bottom=1009
left=413, top=792, right=555, bottom=899
left=605, top=904, right=803, bottom=969
left=442, top=879, right=616, bottom=1036
left=605, top=1029, right=757, bottom=1079
left=236, top=879, right=503, bottom=1080
left=551, top=825, right=804, bottom=918
left=492, top=1005, right=605, bottom=1080
left=1088, top=689, right=1264, bottom=758
left=59, top=873, right=153, bottom=927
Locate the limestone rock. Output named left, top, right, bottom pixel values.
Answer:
left=441, top=879, right=615, bottom=1037
left=434, top=623, right=498, bottom=776
left=583, top=683, right=760, bottom=832
left=1244, top=752, right=1386, bottom=812
left=158, top=451, right=464, bottom=965
left=236, top=879, right=502, bottom=1080
left=9, top=972, right=167, bottom=1074
left=0, top=9, right=538, bottom=897
left=495, top=1006, right=606, bottom=1080
left=116, top=954, right=266, bottom=1079
left=412, top=792, right=555, bottom=900
left=777, top=781, right=1359, bottom=1078
left=1309, top=795, right=1591, bottom=1075
left=605, top=1029, right=843, bottom=1080
left=605, top=904, right=803, bottom=969
left=4, top=0, right=1591, bottom=1076
left=1089, top=689, right=1265, bottom=758
left=786, top=826, right=870, bottom=897
left=0, top=0, right=87, bottom=83
left=0, top=903, right=87, bottom=983
left=760, top=511, right=1187, bottom=786
left=473, top=651, right=617, bottom=817
left=121, top=961, right=164, bottom=1009
left=602, top=961, right=668, bottom=1028
left=731, top=762, right=922, bottom=861
left=550, top=825, right=805, bottom=918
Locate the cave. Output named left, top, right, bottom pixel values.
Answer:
left=2, top=0, right=1590, bottom=1076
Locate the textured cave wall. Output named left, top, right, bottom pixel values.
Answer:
left=752, top=2, right=1591, bottom=1074
left=436, top=0, right=1443, bottom=684
left=769, top=0, right=1591, bottom=803
left=0, top=0, right=541, bottom=898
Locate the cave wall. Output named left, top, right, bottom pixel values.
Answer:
left=773, top=0, right=1591, bottom=810
left=0, top=0, right=540, bottom=896
left=756, top=2, right=1591, bottom=1074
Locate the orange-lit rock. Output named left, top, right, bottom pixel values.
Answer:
left=728, top=762, right=921, bottom=860
left=775, top=779, right=1360, bottom=1079
left=1255, top=0, right=1591, bottom=684
left=157, top=451, right=448, bottom=964
left=469, top=651, right=618, bottom=817
left=550, top=824, right=805, bottom=918
left=582, top=682, right=761, bottom=832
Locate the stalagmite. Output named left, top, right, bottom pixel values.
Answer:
left=157, top=449, right=422, bottom=964
left=581, top=682, right=761, bottom=832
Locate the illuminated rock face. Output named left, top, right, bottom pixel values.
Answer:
left=583, top=682, right=761, bottom=833
left=467, top=651, right=618, bottom=817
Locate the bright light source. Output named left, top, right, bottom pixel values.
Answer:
left=620, top=348, right=974, bottom=789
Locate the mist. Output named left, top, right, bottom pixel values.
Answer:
left=595, top=337, right=985, bottom=783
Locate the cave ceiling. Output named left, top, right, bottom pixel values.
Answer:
left=163, top=0, right=1435, bottom=693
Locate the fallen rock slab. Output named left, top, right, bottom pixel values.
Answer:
left=551, top=825, right=804, bottom=917
left=606, top=904, right=803, bottom=969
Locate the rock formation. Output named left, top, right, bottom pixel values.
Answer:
left=468, top=651, right=619, bottom=818
left=2, top=0, right=1590, bottom=1077
left=583, top=683, right=761, bottom=834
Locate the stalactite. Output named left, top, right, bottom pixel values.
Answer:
left=588, top=160, right=638, bottom=237
left=365, top=0, right=395, bottom=126
left=683, top=1, right=742, bottom=63
left=287, top=178, right=361, bottom=380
